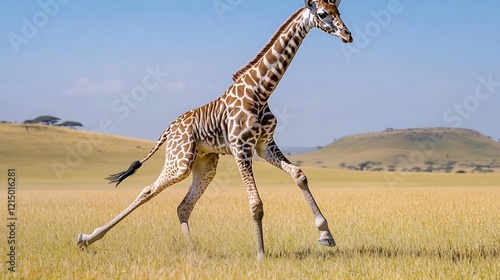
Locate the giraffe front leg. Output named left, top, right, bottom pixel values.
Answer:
left=236, top=159, right=265, bottom=261
left=257, top=141, right=335, bottom=247
left=300, top=177, right=336, bottom=247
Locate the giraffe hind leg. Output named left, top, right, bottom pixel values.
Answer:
left=77, top=141, right=198, bottom=249
left=77, top=183, right=158, bottom=249
left=177, top=153, right=219, bottom=238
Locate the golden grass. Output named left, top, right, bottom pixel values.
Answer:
left=4, top=182, right=499, bottom=279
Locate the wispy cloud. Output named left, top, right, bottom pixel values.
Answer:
left=63, top=78, right=124, bottom=96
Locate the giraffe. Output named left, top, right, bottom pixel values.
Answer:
left=77, top=0, right=352, bottom=260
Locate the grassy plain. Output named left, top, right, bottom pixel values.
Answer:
left=3, top=172, right=500, bottom=279
left=1, top=123, right=499, bottom=279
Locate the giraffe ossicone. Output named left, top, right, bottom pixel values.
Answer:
left=77, top=0, right=352, bottom=261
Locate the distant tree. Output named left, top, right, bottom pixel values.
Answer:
left=339, top=162, right=346, bottom=168
left=22, top=120, right=41, bottom=133
left=386, top=128, right=394, bottom=132
left=442, top=165, right=454, bottom=173
left=32, top=115, right=60, bottom=125
left=358, top=161, right=375, bottom=171
left=359, top=162, right=368, bottom=170
left=57, top=121, right=83, bottom=129
left=410, top=167, right=422, bottom=172
left=472, top=164, right=487, bottom=173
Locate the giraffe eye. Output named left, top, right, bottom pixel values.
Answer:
left=318, top=12, right=328, bottom=19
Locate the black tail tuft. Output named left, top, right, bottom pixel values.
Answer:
left=106, top=160, right=142, bottom=187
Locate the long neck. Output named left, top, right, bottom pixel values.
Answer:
left=232, top=8, right=313, bottom=103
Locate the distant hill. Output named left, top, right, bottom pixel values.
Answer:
left=290, top=128, right=500, bottom=173
left=0, top=123, right=170, bottom=185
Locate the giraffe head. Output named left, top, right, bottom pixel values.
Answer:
left=305, top=0, right=353, bottom=43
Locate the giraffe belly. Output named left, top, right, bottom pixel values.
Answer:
left=198, top=136, right=232, bottom=155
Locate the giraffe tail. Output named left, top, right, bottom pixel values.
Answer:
left=106, top=160, right=142, bottom=187
left=106, top=128, right=169, bottom=187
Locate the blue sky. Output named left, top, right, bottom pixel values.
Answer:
left=1, top=0, right=499, bottom=147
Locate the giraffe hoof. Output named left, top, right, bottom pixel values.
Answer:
left=318, top=238, right=336, bottom=247
left=77, top=233, right=89, bottom=250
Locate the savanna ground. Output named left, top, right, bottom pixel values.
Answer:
left=2, top=167, right=499, bottom=279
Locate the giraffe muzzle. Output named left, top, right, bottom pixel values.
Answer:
left=340, top=28, right=353, bottom=43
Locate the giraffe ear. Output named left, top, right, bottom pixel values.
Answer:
left=304, top=0, right=317, bottom=14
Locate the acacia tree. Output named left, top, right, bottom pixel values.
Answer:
left=31, top=115, right=61, bottom=125
left=57, top=121, right=83, bottom=129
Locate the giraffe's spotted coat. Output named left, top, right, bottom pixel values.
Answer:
left=78, top=1, right=352, bottom=260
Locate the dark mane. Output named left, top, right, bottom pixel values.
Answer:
left=232, top=8, right=306, bottom=82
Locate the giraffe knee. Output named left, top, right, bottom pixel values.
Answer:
left=292, top=168, right=308, bottom=189
left=250, top=201, right=264, bottom=221
left=253, top=209, right=264, bottom=221
left=177, top=202, right=193, bottom=224
left=139, top=185, right=154, bottom=200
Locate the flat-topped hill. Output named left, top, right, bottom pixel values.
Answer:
left=290, top=128, right=500, bottom=173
